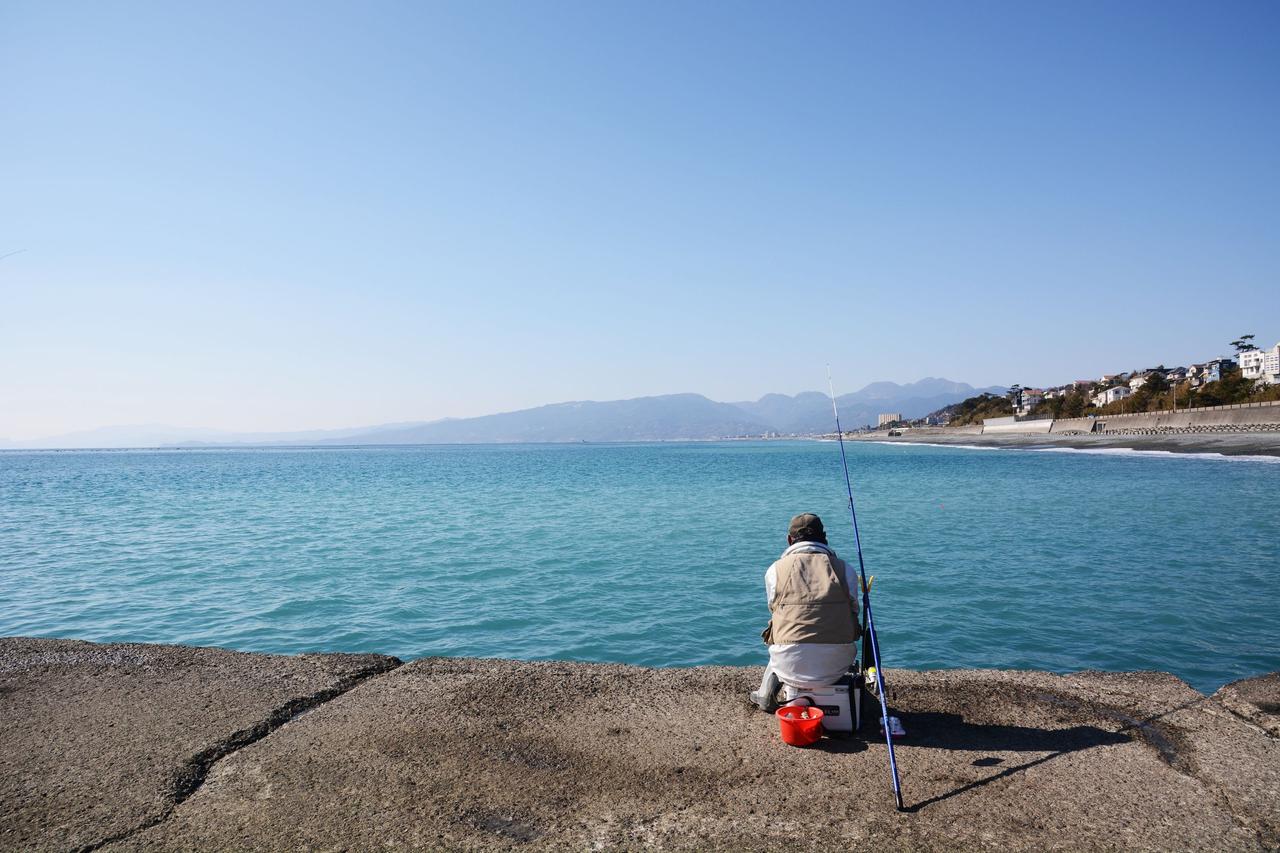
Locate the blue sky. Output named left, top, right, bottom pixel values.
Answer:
left=2, top=1, right=1277, bottom=438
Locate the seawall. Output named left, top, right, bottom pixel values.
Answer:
left=984, top=417, right=1054, bottom=434
left=3, top=637, right=1278, bottom=851
left=853, top=400, right=1280, bottom=455
left=1052, top=400, right=1280, bottom=434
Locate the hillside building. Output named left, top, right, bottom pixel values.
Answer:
left=1187, top=358, right=1236, bottom=388
left=1016, top=389, right=1044, bottom=416
left=1092, top=386, right=1132, bottom=407
left=1240, top=344, right=1280, bottom=385
left=1129, top=372, right=1159, bottom=390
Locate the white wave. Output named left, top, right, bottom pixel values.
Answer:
left=857, top=439, right=1280, bottom=463
left=858, top=440, right=997, bottom=452
left=1022, top=446, right=1280, bottom=463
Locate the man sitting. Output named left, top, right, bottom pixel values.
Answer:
left=750, top=512, right=862, bottom=711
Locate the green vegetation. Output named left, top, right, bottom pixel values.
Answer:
left=1037, top=367, right=1280, bottom=419
left=1033, top=389, right=1091, bottom=419
left=1231, top=334, right=1258, bottom=354
left=1173, top=369, right=1277, bottom=410
left=916, top=338, right=1278, bottom=428
left=945, top=336, right=1279, bottom=426
left=947, top=393, right=1013, bottom=425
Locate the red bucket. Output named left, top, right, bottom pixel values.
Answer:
left=775, top=703, right=824, bottom=746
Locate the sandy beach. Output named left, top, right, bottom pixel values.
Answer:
left=3, top=638, right=1278, bottom=851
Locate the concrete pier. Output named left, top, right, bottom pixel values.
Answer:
left=2, top=638, right=1277, bottom=850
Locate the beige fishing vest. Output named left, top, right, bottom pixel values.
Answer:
left=762, top=548, right=858, bottom=645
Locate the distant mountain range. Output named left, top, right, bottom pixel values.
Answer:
left=729, top=378, right=994, bottom=435
left=1, top=378, right=1003, bottom=448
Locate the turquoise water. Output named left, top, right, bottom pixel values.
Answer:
left=2, top=442, right=1277, bottom=693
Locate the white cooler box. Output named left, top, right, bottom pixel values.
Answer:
left=779, top=673, right=861, bottom=733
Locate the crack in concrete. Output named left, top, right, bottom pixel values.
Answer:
left=78, top=656, right=403, bottom=853
left=1210, top=695, right=1280, bottom=739
left=1047, top=690, right=1278, bottom=849
left=1029, top=689, right=1195, bottom=774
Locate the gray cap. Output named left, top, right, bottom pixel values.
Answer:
left=788, top=513, right=825, bottom=540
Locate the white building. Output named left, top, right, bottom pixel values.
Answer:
left=1016, top=389, right=1044, bottom=416
left=877, top=413, right=903, bottom=428
left=1092, top=386, right=1132, bottom=407
left=1129, top=373, right=1152, bottom=390
left=1240, top=343, right=1280, bottom=385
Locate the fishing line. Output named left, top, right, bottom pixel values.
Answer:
left=827, top=366, right=905, bottom=811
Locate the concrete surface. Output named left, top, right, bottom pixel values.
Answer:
left=1215, top=672, right=1280, bottom=738
left=0, top=638, right=400, bottom=852
left=983, top=418, right=1055, bottom=434
left=3, top=640, right=1277, bottom=851
left=1052, top=401, right=1280, bottom=434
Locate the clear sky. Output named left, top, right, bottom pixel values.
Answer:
left=2, top=1, right=1278, bottom=439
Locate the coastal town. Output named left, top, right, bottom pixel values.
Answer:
left=873, top=336, right=1280, bottom=434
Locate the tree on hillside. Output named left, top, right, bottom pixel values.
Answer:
left=1006, top=384, right=1024, bottom=412
left=1137, top=372, right=1173, bottom=410
left=1143, top=372, right=1170, bottom=395
left=948, top=393, right=1014, bottom=425
left=1187, top=365, right=1255, bottom=408
left=1061, top=390, right=1089, bottom=418
left=1034, top=396, right=1063, bottom=419
left=1231, top=334, right=1258, bottom=354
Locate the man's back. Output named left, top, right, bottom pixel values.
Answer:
left=768, top=543, right=857, bottom=646
left=763, top=538, right=861, bottom=690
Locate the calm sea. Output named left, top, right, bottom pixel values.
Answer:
left=2, top=442, right=1276, bottom=693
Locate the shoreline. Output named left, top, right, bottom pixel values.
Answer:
left=851, top=429, right=1280, bottom=458
left=5, top=431, right=1280, bottom=458
left=4, top=637, right=1277, bottom=850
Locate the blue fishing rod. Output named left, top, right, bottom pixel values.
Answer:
left=828, top=369, right=904, bottom=811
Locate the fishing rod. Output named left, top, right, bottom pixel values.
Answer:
left=827, top=368, right=904, bottom=811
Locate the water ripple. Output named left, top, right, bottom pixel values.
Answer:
left=1, top=442, right=1277, bottom=692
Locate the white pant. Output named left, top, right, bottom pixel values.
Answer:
left=766, top=642, right=856, bottom=690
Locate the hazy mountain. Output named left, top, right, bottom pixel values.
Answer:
left=728, top=391, right=834, bottom=433
left=169, top=421, right=437, bottom=447
left=731, top=378, right=1005, bottom=433
left=852, top=377, right=982, bottom=401
left=326, top=379, right=1001, bottom=444
left=324, top=395, right=771, bottom=444
left=3, top=379, right=1002, bottom=448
